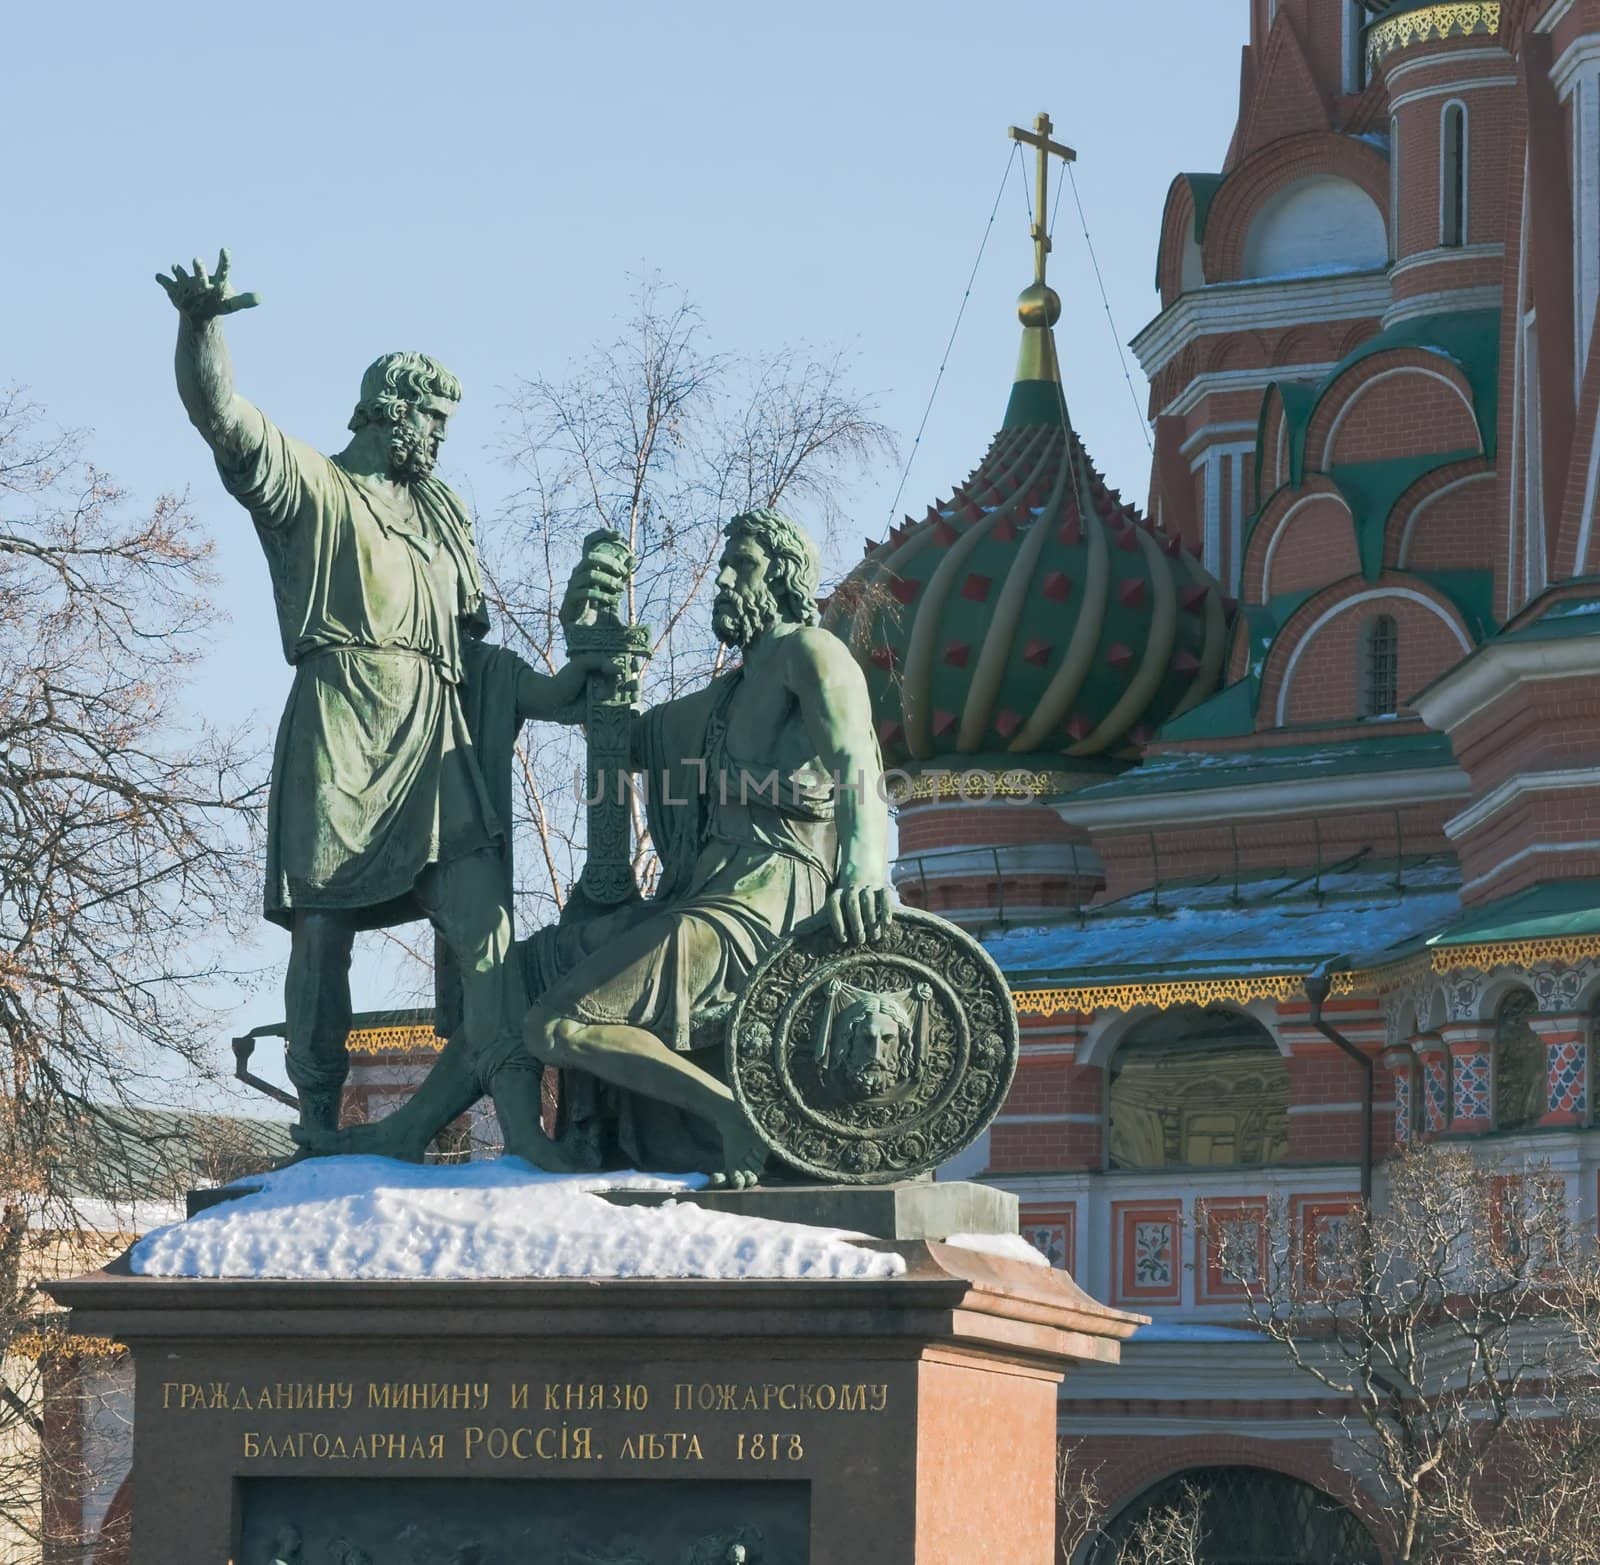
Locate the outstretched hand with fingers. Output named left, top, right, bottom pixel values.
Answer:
left=155, top=248, right=261, bottom=324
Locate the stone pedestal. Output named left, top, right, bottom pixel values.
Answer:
left=51, top=1243, right=1139, bottom=1564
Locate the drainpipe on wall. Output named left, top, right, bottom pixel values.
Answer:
left=1304, top=966, right=1374, bottom=1205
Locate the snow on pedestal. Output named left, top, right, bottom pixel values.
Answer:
left=129, top=1155, right=912, bottom=1282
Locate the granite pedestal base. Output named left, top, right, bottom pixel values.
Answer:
left=51, top=1244, right=1140, bottom=1564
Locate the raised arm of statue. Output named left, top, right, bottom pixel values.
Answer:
left=788, top=626, right=892, bottom=945
left=155, top=248, right=266, bottom=464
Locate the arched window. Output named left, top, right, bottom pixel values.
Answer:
left=1088, top=1467, right=1381, bottom=1565
left=1495, top=990, right=1545, bottom=1132
left=1442, top=102, right=1468, bottom=248
left=1360, top=614, right=1398, bottom=717
left=1108, top=1007, right=1289, bottom=1170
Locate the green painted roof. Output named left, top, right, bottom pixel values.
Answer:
left=1064, top=731, right=1458, bottom=805
left=1431, top=879, right=1600, bottom=948
left=1336, top=454, right=1480, bottom=580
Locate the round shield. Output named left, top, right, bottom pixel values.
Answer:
left=726, top=907, right=1020, bottom=1185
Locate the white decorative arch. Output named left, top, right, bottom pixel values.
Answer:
left=1397, top=471, right=1494, bottom=566
left=1242, top=176, right=1388, bottom=281
left=1273, top=588, right=1473, bottom=725
left=1260, top=490, right=1357, bottom=596
left=1320, top=367, right=1481, bottom=467
left=1076, top=997, right=1285, bottom=1070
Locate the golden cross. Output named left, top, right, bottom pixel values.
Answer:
left=1008, top=112, right=1077, bottom=287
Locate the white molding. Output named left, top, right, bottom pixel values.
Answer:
left=1551, top=32, right=1600, bottom=99
left=1180, top=419, right=1259, bottom=459
left=1383, top=283, right=1504, bottom=327
left=1275, top=588, right=1473, bottom=725
left=1412, top=633, right=1600, bottom=731
left=1398, top=471, right=1494, bottom=566
left=1390, top=242, right=1502, bottom=278
left=1390, top=76, right=1516, bottom=112
left=1260, top=490, right=1355, bottom=596
left=1132, top=274, right=1392, bottom=378
left=1446, top=766, right=1600, bottom=839
left=1163, top=364, right=1336, bottom=420
left=1536, top=0, right=1577, bottom=38
left=1384, top=47, right=1514, bottom=89
left=1056, top=765, right=1468, bottom=832
left=993, top=1112, right=1100, bottom=1126
left=1321, top=366, right=1480, bottom=466
left=1576, top=395, right=1600, bottom=575
left=1460, top=837, right=1600, bottom=898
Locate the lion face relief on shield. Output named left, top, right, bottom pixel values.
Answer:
left=813, top=980, right=932, bottom=1104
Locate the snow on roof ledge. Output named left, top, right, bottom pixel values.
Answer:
left=129, top=1156, right=907, bottom=1283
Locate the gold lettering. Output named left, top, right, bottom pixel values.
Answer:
left=868, top=1384, right=888, bottom=1413
left=242, top=1431, right=259, bottom=1457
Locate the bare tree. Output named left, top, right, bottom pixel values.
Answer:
left=1058, top=1446, right=1206, bottom=1565
left=1217, top=1143, right=1600, bottom=1564
left=0, top=387, right=264, bottom=1560
left=483, top=278, right=894, bottom=928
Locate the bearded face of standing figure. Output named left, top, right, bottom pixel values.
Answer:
left=822, top=992, right=919, bottom=1103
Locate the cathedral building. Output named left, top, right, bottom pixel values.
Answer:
left=826, top=0, right=1600, bottom=1554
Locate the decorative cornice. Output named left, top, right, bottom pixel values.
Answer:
left=889, top=768, right=1085, bottom=804
left=1132, top=274, right=1392, bottom=379
left=1445, top=766, right=1600, bottom=838
left=1367, top=4, right=1503, bottom=72
left=1411, top=633, right=1600, bottom=732
left=346, top=1023, right=443, bottom=1056
left=1162, top=365, right=1337, bottom=421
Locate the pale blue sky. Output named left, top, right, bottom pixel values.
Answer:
left=4, top=1, right=1240, bottom=1103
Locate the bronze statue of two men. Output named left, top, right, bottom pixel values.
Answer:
left=158, top=251, right=892, bottom=1187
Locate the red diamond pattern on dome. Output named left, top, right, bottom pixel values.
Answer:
left=1064, top=714, right=1094, bottom=742
left=1115, top=528, right=1141, bottom=554
left=961, top=500, right=984, bottom=523
left=1023, top=638, right=1052, bottom=667
left=1170, top=649, right=1201, bottom=675
left=931, top=710, right=957, bottom=740
left=1042, top=572, right=1073, bottom=602
left=1058, top=516, right=1081, bottom=547
left=889, top=576, right=919, bottom=605
left=1107, top=643, right=1135, bottom=671
left=933, top=519, right=959, bottom=546
left=944, top=641, right=971, bottom=668
left=877, top=719, right=903, bottom=747
left=992, top=515, right=1017, bottom=543
left=1118, top=578, right=1147, bottom=609
left=1180, top=584, right=1210, bottom=613
left=961, top=573, right=992, bottom=602
left=993, top=710, right=1023, bottom=739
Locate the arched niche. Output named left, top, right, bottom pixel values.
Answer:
left=1087, top=1466, right=1381, bottom=1565
left=1107, top=1006, right=1289, bottom=1170
left=1242, top=176, right=1387, bottom=281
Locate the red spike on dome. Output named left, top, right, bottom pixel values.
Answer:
left=933, top=519, right=959, bottom=546
left=869, top=645, right=896, bottom=671
left=992, top=515, right=1017, bottom=543
left=1119, top=578, right=1147, bottom=609
left=943, top=641, right=971, bottom=668
left=1107, top=643, right=1136, bottom=671
left=1023, top=638, right=1052, bottom=667
left=876, top=719, right=903, bottom=747
left=863, top=538, right=878, bottom=557
left=962, top=501, right=984, bottom=524
left=993, top=710, right=1023, bottom=739
left=1180, top=584, right=1210, bottom=613
left=1042, top=571, right=1073, bottom=602
left=1064, top=714, right=1095, bottom=742
left=889, top=576, right=919, bottom=605
left=1058, top=516, right=1081, bottom=547
left=931, top=709, right=958, bottom=740
left=1170, top=649, right=1201, bottom=675
left=926, top=504, right=943, bottom=524
left=1115, top=528, right=1141, bottom=554
left=961, top=573, right=992, bottom=602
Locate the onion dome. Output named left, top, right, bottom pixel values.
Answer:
left=826, top=214, right=1229, bottom=773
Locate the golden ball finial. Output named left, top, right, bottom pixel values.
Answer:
left=1017, top=281, right=1062, bottom=329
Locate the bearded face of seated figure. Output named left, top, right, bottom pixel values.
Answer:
left=820, top=991, right=919, bottom=1104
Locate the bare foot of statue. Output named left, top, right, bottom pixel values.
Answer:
left=709, top=1108, right=768, bottom=1190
